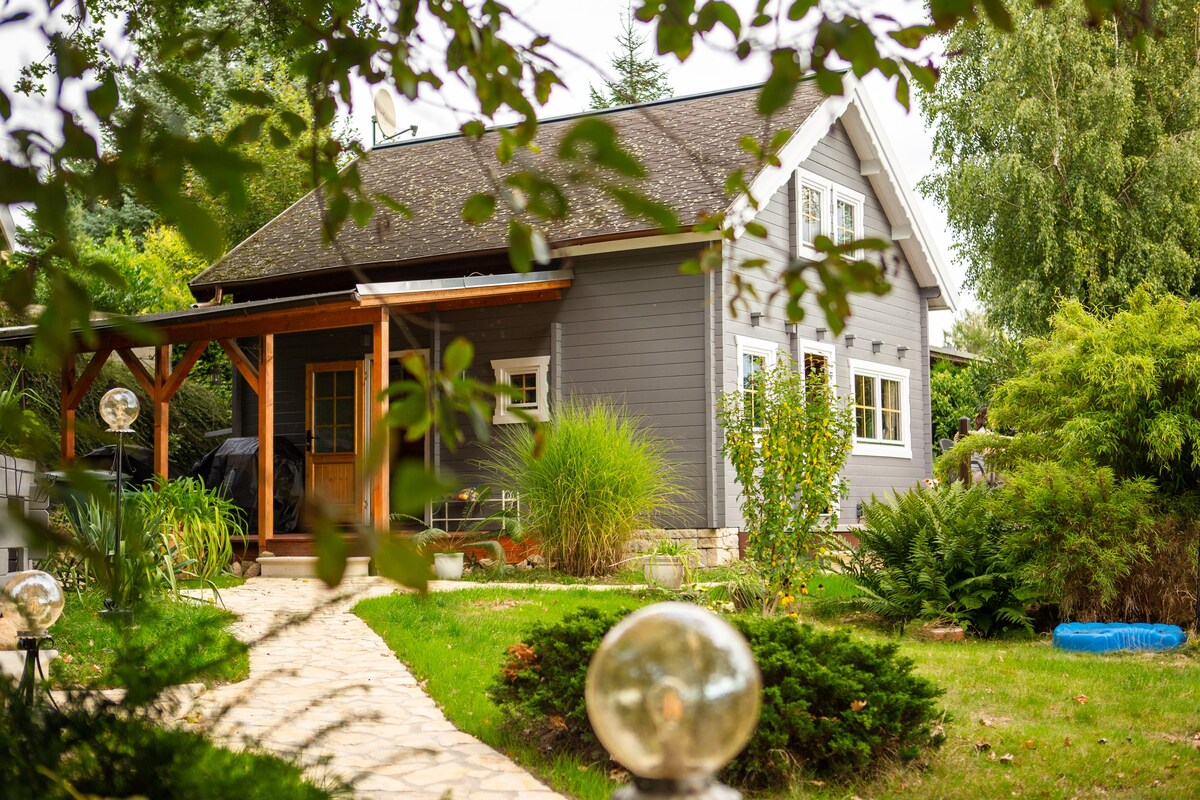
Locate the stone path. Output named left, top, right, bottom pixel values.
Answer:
left=190, top=577, right=565, bottom=800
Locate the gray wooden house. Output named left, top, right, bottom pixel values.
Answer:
left=8, top=79, right=956, bottom=559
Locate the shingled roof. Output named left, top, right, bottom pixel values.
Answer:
left=190, top=82, right=827, bottom=292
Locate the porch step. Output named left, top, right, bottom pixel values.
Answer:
left=256, top=555, right=371, bottom=579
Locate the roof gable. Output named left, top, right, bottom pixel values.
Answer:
left=727, top=80, right=958, bottom=312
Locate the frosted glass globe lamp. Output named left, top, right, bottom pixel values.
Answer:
left=586, top=602, right=761, bottom=799
left=2, top=570, right=65, bottom=705
left=99, top=387, right=140, bottom=433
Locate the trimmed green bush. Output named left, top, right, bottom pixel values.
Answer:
left=490, top=608, right=944, bottom=789
left=841, top=483, right=1036, bottom=635
left=481, top=398, right=683, bottom=576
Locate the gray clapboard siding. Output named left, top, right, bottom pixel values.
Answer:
left=718, top=120, right=932, bottom=529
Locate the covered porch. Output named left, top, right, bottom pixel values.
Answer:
left=0, top=270, right=572, bottom=552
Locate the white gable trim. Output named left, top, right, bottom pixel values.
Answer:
left=724, top=80, right=957, bottom=313
left=0, top=205, right=15, bottom=254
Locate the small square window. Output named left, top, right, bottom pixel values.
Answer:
left=492, top=356, right=550, bottom=423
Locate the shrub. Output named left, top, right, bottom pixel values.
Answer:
left=995, top=460, right=1156, bottom=619
left=131, top=476, right=242, bottom=581
left=481, top=398, right=683, bottom=576
left=717, top=358, right=853, bottom=613
left=724, top=616, right=943, bottom=788
left=841, top=483, right=1036, bottom=635
left=491, top=608, right=944, bottom=789
left=0, top=676, right=333, bottom=800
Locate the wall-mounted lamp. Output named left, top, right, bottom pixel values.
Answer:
left=897, top=345, right=909, bottom=358
left=872, top=340, right=883, bottom=354
left=750, top=312, right=763, bottom=328
left=844, top=334, right=855, bottom=347
left=816, top=328, right=827, bottom=341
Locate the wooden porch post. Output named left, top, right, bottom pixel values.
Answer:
left=257, top=335, right=274, bottom=548
left=371, top=309, right=390, bottom=530
left=60, top=357, right=76, bottom=465
left=154, top=345, right=170, bottom=480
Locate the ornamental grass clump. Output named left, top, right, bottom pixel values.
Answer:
left=482, top=398, right=682, bottom=577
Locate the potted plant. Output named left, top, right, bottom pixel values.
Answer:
left=393, top=487, right=524, bottom=581
left=642, top=539, right=698, bottom=590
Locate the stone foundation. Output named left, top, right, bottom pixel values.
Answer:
left=626, top=528, right=740, bottom=567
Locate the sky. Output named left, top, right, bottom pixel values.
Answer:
left=0, top=0, right=971, bottom=344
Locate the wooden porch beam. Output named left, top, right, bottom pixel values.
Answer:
left=116, top=349, right=155, bottom=395
left=257, top=334, right=274, bottom=547
left=370, top=308, right=389, bottom=532
left=60, top=359, right=76, bottom=465
left=217, top=338, right=259, bottom=391
left=153, top=345, right=170, bottom=480
left=65, top=348, right=112, bottom=410
left=161, top=339, right=209, bottom=402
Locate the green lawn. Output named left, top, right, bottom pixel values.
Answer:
left=356, top=587, right=1200, bottom=800
left=50, top=589, right=249, bottom=689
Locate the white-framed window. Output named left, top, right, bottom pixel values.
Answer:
left=491, top=355, right=550, bottom=424
left=799, top=338, right=836, bottom=393
left=735, top=335, right=780, bottom=427
left=848, top=358, right=911, bottom=459
left=797, top=170, right=865, bottom=260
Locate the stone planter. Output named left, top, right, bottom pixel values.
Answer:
left=433, top=552, right=465, bottom=580
left=643, top=555, right=686, bottom=590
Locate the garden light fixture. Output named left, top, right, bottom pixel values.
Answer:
left=585, top=602, right=761, bottom=800
left=1, top=570, right=65, bottom=704
left=99, top=387, right=139, bottom=623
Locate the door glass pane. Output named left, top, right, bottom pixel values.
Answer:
left=312, top=368, right=356, bottom=454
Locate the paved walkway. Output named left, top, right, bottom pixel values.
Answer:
left=190, top=577, right=565, bottom=800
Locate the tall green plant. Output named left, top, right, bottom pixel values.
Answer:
left=481, top=398, right=682, bottom=577
left=841, top=483, right=1035, bottom=635
left=131, top=477, right=242, bottom=582
left=718, top=359, right=853, bottom=614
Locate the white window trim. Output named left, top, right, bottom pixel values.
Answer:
left=848, top=357, right=911, bottom=459
left=799, top=338, right=837, bottom=393
left=797, top=169, right=866, bottom=261
left=492, top=355, right=550, bottom=424
left=734, top=335, right=781, bottom=390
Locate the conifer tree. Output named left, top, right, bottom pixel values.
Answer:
left=589, top=9, right=673, bottom=109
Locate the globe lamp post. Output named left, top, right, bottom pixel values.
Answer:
left=1, top=570, right=65, bottom=705
left=586, top=602, right=761, bottom=800
left=99, top=387, right=139, bottom=621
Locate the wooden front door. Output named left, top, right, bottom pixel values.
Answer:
left=305, top=360, right=363, bottom=523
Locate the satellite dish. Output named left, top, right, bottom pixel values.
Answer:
left=373, top=89, right=398, bottom=139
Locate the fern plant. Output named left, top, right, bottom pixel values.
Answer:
left=837, top=483, right=1037, bottom=635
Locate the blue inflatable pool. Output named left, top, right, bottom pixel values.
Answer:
left=1053, top=622, right=1188, bottom=653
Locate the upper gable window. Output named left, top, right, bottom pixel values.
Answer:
left=797, top=170, right=865, bottom=261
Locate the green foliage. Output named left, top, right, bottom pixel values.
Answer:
left=589, top=8, right=673, bottom=109
left=397, top=486, right=523, bottom=571
left=841, top=483, right=1035, bottom=635
left=0, top=676, right=332, bottom=800
left=481, top=398, right=683, bottom=577
left=490, top=608, right=944, bottom=789
left=131, top=477, right=242, bottom=583
left=988, top=291, right=1200, bottom=496
left=723, top=616, right=943, bottom=788
left=0, top=369, right=54, bottom=461
left=718, top=359, right=853, bottom=613
left=995, top=460, right=1156, bottom=619
left=922, top=0, right=1200, bottom=336
left=64, top=495, right=179, bottom=606
left=929, top=361, right=983, bottom=450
